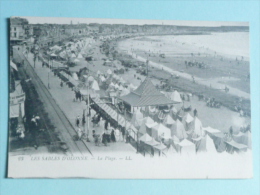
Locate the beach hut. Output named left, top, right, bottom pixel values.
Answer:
left=171, top=119, right=187, bottom=140
left=170, top=90, right=182, bottom=103
left=151, top=123, right=171, bottom=141
left=178, top=139, right=196, bottom=155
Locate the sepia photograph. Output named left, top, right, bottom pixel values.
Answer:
left=8, top=16, right=252, bottom=178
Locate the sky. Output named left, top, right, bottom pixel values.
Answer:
left=20, top=16, right=248, bottom=27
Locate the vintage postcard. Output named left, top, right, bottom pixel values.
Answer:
left=8, top=16, right=252, bottom=178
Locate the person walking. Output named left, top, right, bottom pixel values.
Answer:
left=76, top=115, right=80, bottom=127
left=60, top=81, right=63, bottom=88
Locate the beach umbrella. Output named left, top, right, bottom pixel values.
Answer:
left=50, top=53, right=57, bottom=57
left=74, top=59, right=80, bottom=63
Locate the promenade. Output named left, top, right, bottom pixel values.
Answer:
left=24, top=51, right=138, bottom=156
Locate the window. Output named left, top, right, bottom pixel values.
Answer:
left=14, top=33, right=17, bottom=38
left=14, top=27, right=16, bottom=31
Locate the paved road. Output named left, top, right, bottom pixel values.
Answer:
left=15, top=47, right=92, bottom=155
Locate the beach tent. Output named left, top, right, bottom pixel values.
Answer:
left=91, top=80, right=100, bottom=91
left=77, top=53, right=83, bottom=59
left=120, top=88, right=130, bottom=97
left=131, top=109, right=144, bottom=128
left=182, top=113, right=194, bottom=132
left=74, top=59, right=80, bottom=63
left=192, top=136, right=207, bottom=152
left=71, top=53, right=77, bottom=58
left=96, top=70, right=101, bottom=76
left=139, top=117, right=155, bottom=134
left=114, top=83, right=119, bottom=89
left=139, top=133, right=153, bottom=142
left=192, top=117, right=205, bottom=138
left=100, top=76, right=106, bottom=82
left=203, top=126, right=221, bottom=135
left=153, top=142, right=167, bottom=152
left=128, top=83, right=137, bottom=90
left=170, top=90, right=182, bottom=103
left=206, top=134, right=218, bottom=153
left=118, top=85, right=124, bottom=91
left=87, top=76, right=94, bottom=82
left=178, top=139, right=196, bottom=155
left=109, top=82, right=115, bottom=88
left=171, top=119, right=188, bottom=140
left=166, top=145, right=178, bottom=156
left=145, top=138, right=160, bottom=146
left=163, top=115, right=176, bottom=126
left=107, top=69, right=112, bottom=75
left=119, top=77, right=125, bottom=83
left=72, top=73, right=79, bottom=80
left=233, top=131, right=252, bottom=149
left=10, top=61, right=18, bottom=71
left=151, top=123, right=171, bottom=141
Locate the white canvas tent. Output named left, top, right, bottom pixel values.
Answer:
left=107, top=69, right=112, bottom=75
left=178, top=139, right=196, bottom=155
left=77, top=53, right=83, bottom=59
left=163, top=115, right=176, bottom=126
left=206, top=134, right=218, bottom=153
left=192, top=117, right=205, bottom=137
left=138, top=117, right=155, bottom=134
left=91, top=80, right=100, bottom=91
left=151, top=123, right=171, bottom=140
left=131, top=109, right=144, bottom=128
left=139, top=133, right=153, bottom=142
left=171, top=119, right=188, bottom=140
left=170, top=90, right=182, bottom=103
